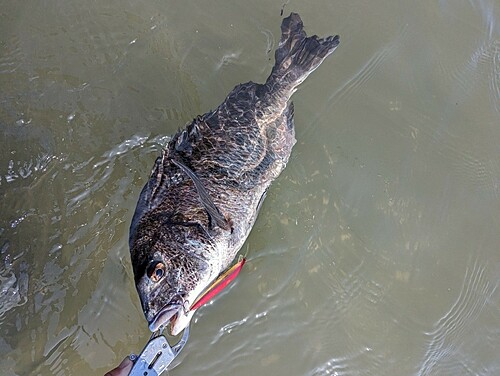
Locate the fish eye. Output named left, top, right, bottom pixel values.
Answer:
left=148, top=261, right=166, bottom=283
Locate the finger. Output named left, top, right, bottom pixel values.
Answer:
left=118, top=356, right=133, bottom=370
left=104, top=356, right=133, bottom=376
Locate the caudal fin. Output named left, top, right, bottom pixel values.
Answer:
left=267, top=13, right=339, bottom=89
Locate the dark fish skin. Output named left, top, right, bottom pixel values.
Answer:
left=129, top=13, right=340, bottom=335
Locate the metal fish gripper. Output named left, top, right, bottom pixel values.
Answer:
left=128, top=326, right=190, bottom=376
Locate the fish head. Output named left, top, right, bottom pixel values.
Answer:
left=134, top=248, right=211, bottom=335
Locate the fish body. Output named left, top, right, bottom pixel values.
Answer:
left=129, top=13, right=339, bottom=335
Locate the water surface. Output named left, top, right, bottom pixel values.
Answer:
left=1, top=1, right=500, bottom=375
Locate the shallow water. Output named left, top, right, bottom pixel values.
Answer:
left=1, top=1, right=500, bottom=375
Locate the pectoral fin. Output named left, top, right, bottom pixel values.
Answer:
left=171, top=158, right=230, bottom=231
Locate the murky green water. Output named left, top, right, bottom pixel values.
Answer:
left=1, top=1, right=500, bottom=375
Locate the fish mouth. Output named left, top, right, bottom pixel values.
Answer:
left=148, top=304, right=182, bottom=332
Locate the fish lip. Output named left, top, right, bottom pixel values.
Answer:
left=148, top=304, right=182, bottom=332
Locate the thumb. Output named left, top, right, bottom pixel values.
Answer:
left=104, top=356, right=134, bottom=376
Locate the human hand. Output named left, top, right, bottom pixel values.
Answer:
left=104, top=356, right=134, bottom=376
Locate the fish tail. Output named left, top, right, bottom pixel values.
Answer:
left=266, top=13, right=339, bottom=90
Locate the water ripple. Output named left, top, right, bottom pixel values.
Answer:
left=417, top=257, right=498, bottom=376
left=1, top=154, right=58, bottom=186
left=448, top=38, right=500, bottom=112
left=307, top=347, right=373, bottom=376
left=326, top=24, right=408, bottom=109
left=490, top=40, right=500, bottom=113
left=0, top=34, right=23, bottom=74
left=0, top=258, right=29, bottom=323
left=65, top=134, right=151, bottom=214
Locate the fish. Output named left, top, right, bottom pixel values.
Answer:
left=129, top=12, right=340, bottom=335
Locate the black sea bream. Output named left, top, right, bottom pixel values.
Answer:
left=129, top=13, right=339, bottom=335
